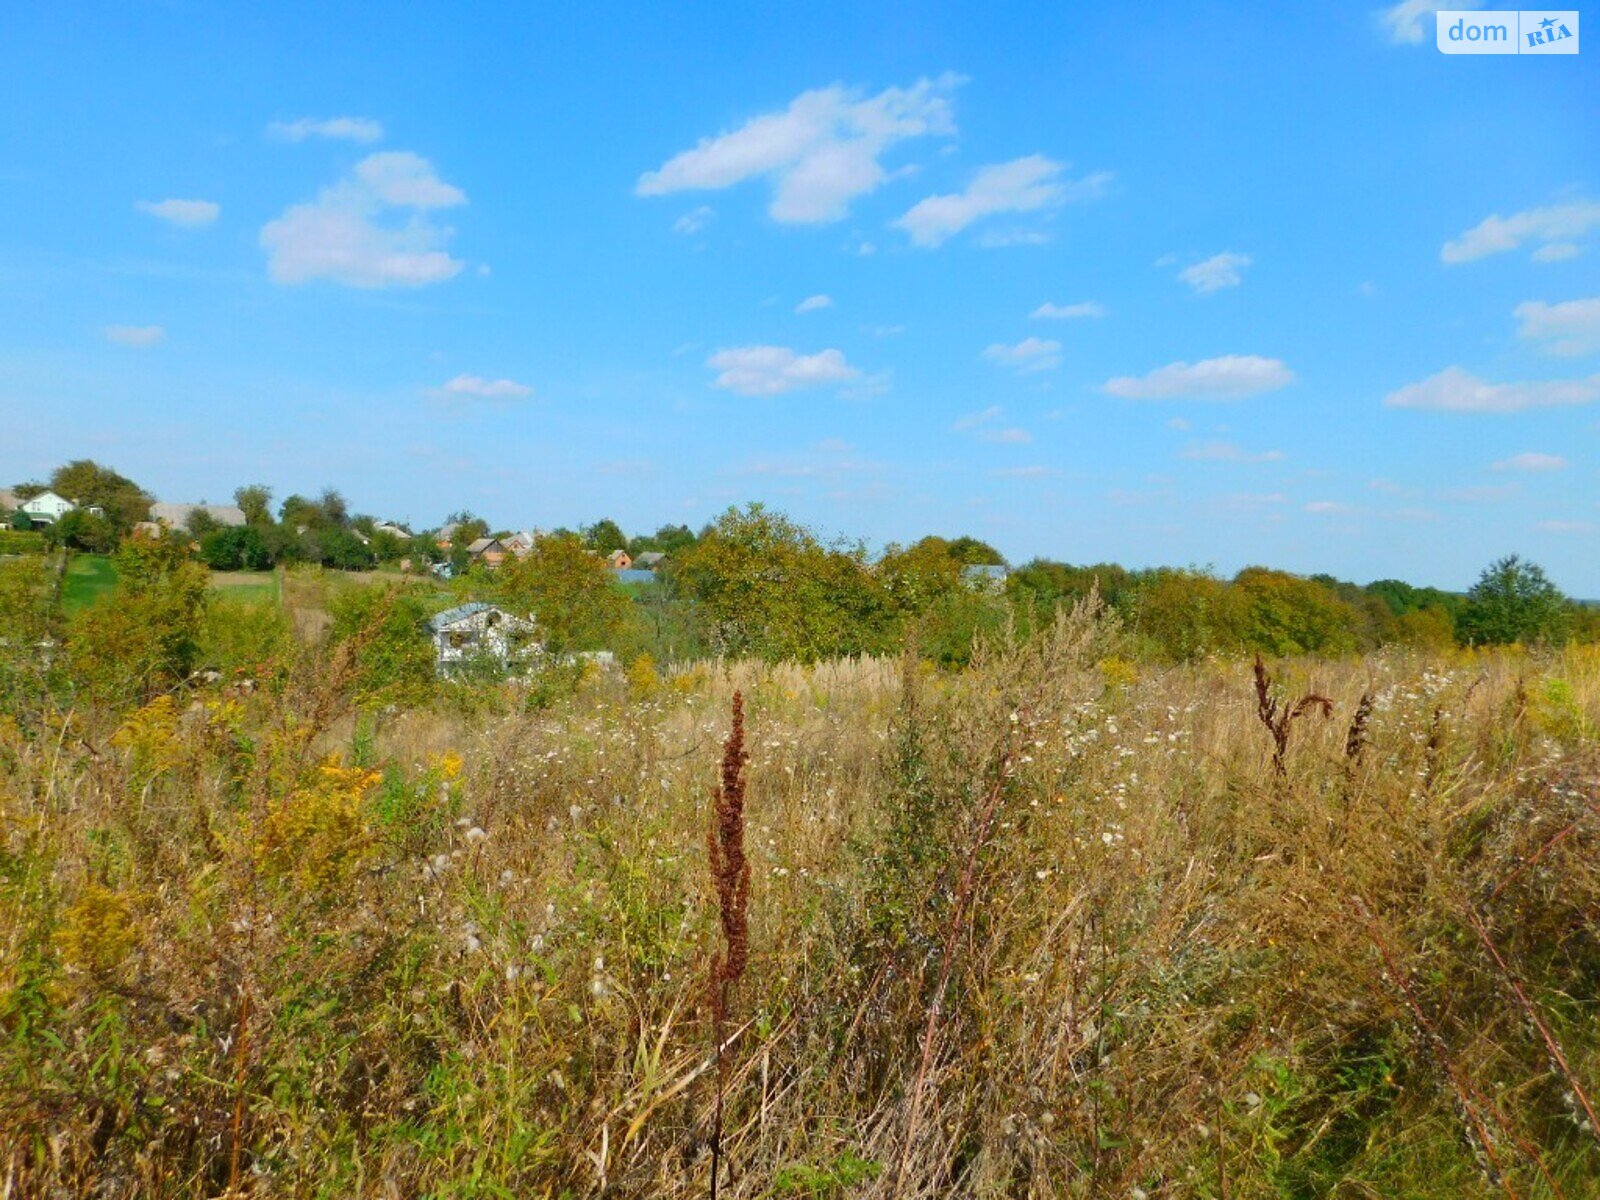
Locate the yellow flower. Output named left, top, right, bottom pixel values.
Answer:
left=55, top=885, right=139, bottom=972
left=428, top=751, right=464, bottom=781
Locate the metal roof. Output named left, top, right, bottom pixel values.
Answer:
left=428, top=601, right=495, bottom=631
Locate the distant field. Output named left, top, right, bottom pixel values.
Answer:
left=209, top=570, right=280, bottom=606
left=62, top=557, right=284, bottom=614
left=60, top=554, right=117, bottom=614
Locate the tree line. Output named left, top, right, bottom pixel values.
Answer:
left=8, top=462, right=1593, bottom=675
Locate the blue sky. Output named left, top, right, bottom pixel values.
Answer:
left=2, top=1, right=1597, bottom=591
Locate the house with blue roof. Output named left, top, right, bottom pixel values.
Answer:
left=428, top=602, right=537, bottom=673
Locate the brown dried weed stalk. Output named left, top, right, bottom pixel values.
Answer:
left=1253, top=655, right=1333, bottom=776
left=706, top=690, right=750, bottom=1200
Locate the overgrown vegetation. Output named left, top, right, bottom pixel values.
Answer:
left=1, top=547, right=1596, bottom=1197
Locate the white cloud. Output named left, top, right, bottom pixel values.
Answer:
left=674, top=205, right=715, bottom=235
left=1368, top=478, right=1415, bottom=496
left=1515, top=298, right=1600, bottom=357
left=1178, top=252, right=1250, bottom=294
left=1166, top=417, right=1192, bottom=431
left=982, top=337, right=1062, bottom=373
left=1536, top=519, right=1597, bottom=533
left=438, top=374, right=533, bottom=401
left=352, top=152, right=466, bottom=207
left=260, top=151, right=467, bottom=288
left=267, top=116, right=384, bottom=143
left=1305, top=500, right=1353, bottom=515
left=104, top=324, right=165, bottom=348
left=951, top=405, right=1002, bottom=432
left=895, top=155, right=1110, bottom=247
left=1442, top=484, right=1519, bottom=502
left=951, top=405, right=1030, bottom=443
left=1105, top=355, right=1295, bottom=400
left=637, top=75, right=960, bottom=223
left=1031, top=301, right=1106, bottom=319
left=1377, top=0, right=1482, bottom=44
left=1441, top=200, right=1600, bottom=264
left=992, top=465, right=1052, bottom=479
left=840, top=369, right=893, bottom=400
left=1384, top=366, right=1600, bottom=413
left=1492, top=451, right=1567, bottom=472
left=1532, top=242, right=1582, bottom=263
left=795, top=294, right=834, bottom=314
left=136, top=198, right=220, bottom=227
left=707, top=345, right=859, bottom=395
left=976, top=229, right=1053, bottom=249
left=978, top=426, right=1032, bottom=444
left=1179, top=440, right=1285, bottom=463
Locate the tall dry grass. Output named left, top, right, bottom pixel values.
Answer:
left=1, top=608, right=1598, bottom=1198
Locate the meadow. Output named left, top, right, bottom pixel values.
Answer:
left=1, top=585, right=1596, bottom=1198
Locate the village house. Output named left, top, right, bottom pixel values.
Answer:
left=466, top=537, right=507, bottom=567
left=149, top=502, right=247, bottom=530
left=501, top=530, right=538, bottom=557
left=18, top=490, right=77, bottom=527
left=427, top=602, right=537, bottom=673
left=632, top=551, right=665, bottom=570
left=607, top=549, right=632, bottom=570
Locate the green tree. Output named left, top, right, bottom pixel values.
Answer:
left=491, top=532, right=632, bottom=655
left=628, top=523, right=697, bottom=558
left=234, top=484, right=274, bottom=526
left=1457, top=555, right=1569, bottom=646
left=674, top=504, right=894, bottom=661
left=43, top=508, right=117, bottom=553
left=943, top=535, right=1006, bottom=567
left=583, top=518, right=628, bottom=556
left=45, top=460, right=153, bottom=533
left=1007, top=560, right=1137, bottom=625
left=441, top=511, right=489, bottom=548
left=1395, top=605, right=1456, bottom=650
left=307, top=527, right=376, bottom=571
left=1129, top=569, right=1244, bottom=661
left=876, top=538, right=964, bottom=615
left=1232, top=568, right=1362, bottom=657
left=197, top=525, right=273, bottom=571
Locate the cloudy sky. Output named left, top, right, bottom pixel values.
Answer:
left=2, top=2, right=1596, bottom=591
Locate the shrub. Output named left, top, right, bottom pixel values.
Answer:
left=327, top=585, right=436, bottom=708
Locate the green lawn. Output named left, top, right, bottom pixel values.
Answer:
left=61, top=558, right=283, bottom=615
left=209, top=570, right=280, bottom=606
left=61, top=554, right=118, bottom=614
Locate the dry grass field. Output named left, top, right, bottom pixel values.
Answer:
left=2, top=603, right=1597, bottom=1198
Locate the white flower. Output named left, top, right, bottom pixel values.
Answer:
left=464, top=825, right=488, bottom=845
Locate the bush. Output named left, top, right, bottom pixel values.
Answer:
left=197, top=525, right=273, bottom=571
left=64, top=538, right=209, bottom=707
left=0, top=529, right=44, bottom=555
left=327, top=585, right=436, bottom=708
